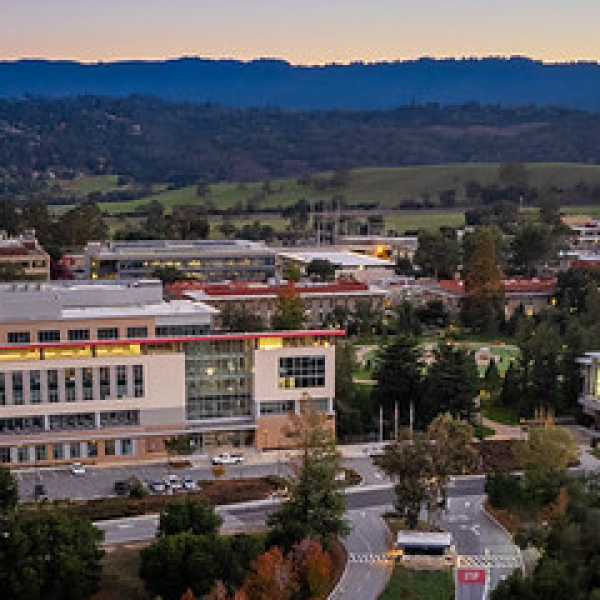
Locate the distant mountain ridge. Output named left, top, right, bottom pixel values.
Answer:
left=3, top=56, right=600, bottom=110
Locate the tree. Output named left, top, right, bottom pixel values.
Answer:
left=0, top=466, right=17, bottom=514
left=220, top=304, right=265, bottom=332
left=0, top=510, right=104, bottom=600
left=283, top=262, right=302, bottom=283
left=373, top=335, right=423, bottom=433
left=515, top=425, right=579, bottom=474
left=482, top=359, right=502, bottom=396
left=375, top=431, right=435, bottom=528
left=497, top=162, right=529, bottom=194
left=271, top=291, right=305, bottom=331
left=158, top=498, right=223, bottom=538
left=462, top=227, right=505, bottom=333
left=152, top=265, right=189, bottom=284
left=59, top=200, right=107, bottom=247
left=267, top=400, right=348, bottom=549
left=510, top=223, right=555, bottom=276
left=387, top=301, right=422, bottom=337
left=414, top=230, right=460, bottom=279
left=0, top=263, right=28, bottom=282
left=306, top=259, right=336, bottom=282
left=421, top=344, right=479, bottom=425
left=349, top=298, right=380, bottom=337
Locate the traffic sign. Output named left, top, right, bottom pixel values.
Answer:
left=458, top=568, right=486, bottom=584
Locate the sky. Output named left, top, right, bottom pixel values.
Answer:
left=2, top=0, right=600, bottom=65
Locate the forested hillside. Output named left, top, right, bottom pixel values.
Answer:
left=2, top=97, right=600, bottom=196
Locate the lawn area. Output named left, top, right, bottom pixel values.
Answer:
left=473, top=422, right=497, bottom=439
left=378, top=566, right=454, bottom=600
left=481, top=402, right=520, bottom=426
left=92, top=546, right=149, bottom=600
left=385, top=210, right=465, bottom=233
left=53, top=162, right=600, bottom=215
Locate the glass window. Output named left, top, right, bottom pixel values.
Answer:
left=8, top=331, right=30, bottom=344
left=260, top=400, right=295, bottom=415
left=104, top=439, right=116, bottom=456
left=49, top=413, right=95, bottom=431
left=126, top=327, right=148, bottom=339
left=0, top=373, right=5, bottom=406
left=53, top=444, right=64, bottom=460
left=278, top=356, right=326, bottom=389
left=17, top=446, right=29, bottom=463
left=38, top=330, right=60, bottom=343
left=100, top=410, right=140, bottom=428
left=100, top=367, right=111, bottom=400
left=82, top=367, right=93, bottom=401
left=47, top=370, right=59, bottom=403
left=133, top=365, right=144, bottom=398
left=0, top=416, right=44, bottom=435
left=12, top=372, right=24, bottom=405
left=29, top=370, right=41, bottom=404
left=0, top=447, right=11, bottom=463
left=98, top=327, right=119, bottom=340
left=121, top=439, right=133, bottom=455
left=69, top=443, right=81, bottom=459
left=68, top=329, right=90, bottom=341
left=64, top=368, right=76, bottom=402
left=116, top=365, right=127, bottom=398
left=35, top=444, right=47, bottom=461
left=86, top=442, right=98, bottom=457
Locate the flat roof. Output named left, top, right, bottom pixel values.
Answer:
left=279, top=250, right=393, bottom=268
left=61, top=300, right=219, bottom=320
left=396, top=531, right=453, bottom=548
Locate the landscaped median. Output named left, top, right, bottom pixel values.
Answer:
left=377, top=567, right=454, bottom=600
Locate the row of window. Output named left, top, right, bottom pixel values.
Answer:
left=259, top=397, right=330, bottom=415
left=279, top=356, right=326, bottom=389
left=186, top=394, right=252, bottom=420
left=0, top=438, right=135, bottom=464
left=0, top=410, right=140, bottom=435
left=0, top=365, right=144, bottom=406
left=6, top=324, right=211, bottom=345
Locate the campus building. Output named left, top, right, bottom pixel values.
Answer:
left=0, top=280, right=340, bottom=466
left=166, top=279, right=387, bottom=329
left=75, top=239, right=277, bottom=282
left=415, top=278, right=557, bottom=317
left=579, top=352, right=600, bottom=433
left=0, top=232, right=50, bottom=280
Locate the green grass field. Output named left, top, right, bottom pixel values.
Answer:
left=58, top=162, right=600, bottom=216
left=378, top=567, right=454, bottom=600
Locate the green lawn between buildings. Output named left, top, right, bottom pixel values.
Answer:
left=378, top=566, right=455, bottom=600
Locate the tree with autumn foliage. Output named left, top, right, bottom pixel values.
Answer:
left=461, top=226, right=505, bottom=333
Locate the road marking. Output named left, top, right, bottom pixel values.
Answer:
left=348, top=553, right=393, bottom=564
left=117, top=523, right=133, bottom=529
left=458, top=555, right=521, bottom=568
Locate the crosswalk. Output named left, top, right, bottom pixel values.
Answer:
left=348, top=553, right=394, bottom=564
left=458, top=554, right=521, bottom=569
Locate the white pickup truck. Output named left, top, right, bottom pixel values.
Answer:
left=211, top=452, right=244, bottom=465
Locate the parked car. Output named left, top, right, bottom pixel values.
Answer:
left=149, top=480, right=167, bottom=493
left=114, top=480, right=129, bottom=496
left=211, top=452, right=244, bottom=465
left=165, top=474, right=183, bottom=492
left=183, top=476, right=197, bottom=490
left=70, top=462, right=86, bottom=476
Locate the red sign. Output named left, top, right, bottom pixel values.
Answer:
left=458, top=569, right=486, bottom=584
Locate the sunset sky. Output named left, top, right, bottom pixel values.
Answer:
left=2, top=0, right=599, bottom=64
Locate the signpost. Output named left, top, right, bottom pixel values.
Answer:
left=458, top=569, right=486, bottom=584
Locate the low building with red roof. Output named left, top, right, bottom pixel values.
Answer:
left=166, top=279, right=387, bottom=329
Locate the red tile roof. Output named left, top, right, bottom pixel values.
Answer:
left=166, top=280, right=371, bottom=299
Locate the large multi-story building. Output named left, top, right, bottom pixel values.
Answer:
left=77, top=239, right=277, bottom=282
left=0, top=232, right=50, bottom=280
left=166, top=279, right=387, bottom=329
left=579, top=352, right=600, bottom=433
left=0, top=280, right=340, bottom=467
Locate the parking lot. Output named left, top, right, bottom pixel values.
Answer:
left=15, top=459, right=293, bottom=502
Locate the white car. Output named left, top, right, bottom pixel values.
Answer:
left=149, top=480, right=167, bottom=493
left=183, top=476, right=197, bottom=490
left=70, top=462, right=86, bottom=476
left=165, top=475, right=183, bottom=492
left=211, top=452, right=244, bottom=465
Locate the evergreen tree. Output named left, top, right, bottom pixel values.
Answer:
left=373, top=335, right=423, bottom=431
left=0, top=466, right=17, bottom=514
left=271, top=291, right=306, bottom=331
left=421, top=344, right=479, bottom=424
left=483, top=360, right=502, bottom=396
left=267, top=401, right=348, bottom=550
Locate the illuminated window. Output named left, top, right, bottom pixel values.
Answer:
left=259, top=337, right=283, bottom=350
left=279, top=356, right=326, bottom=389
